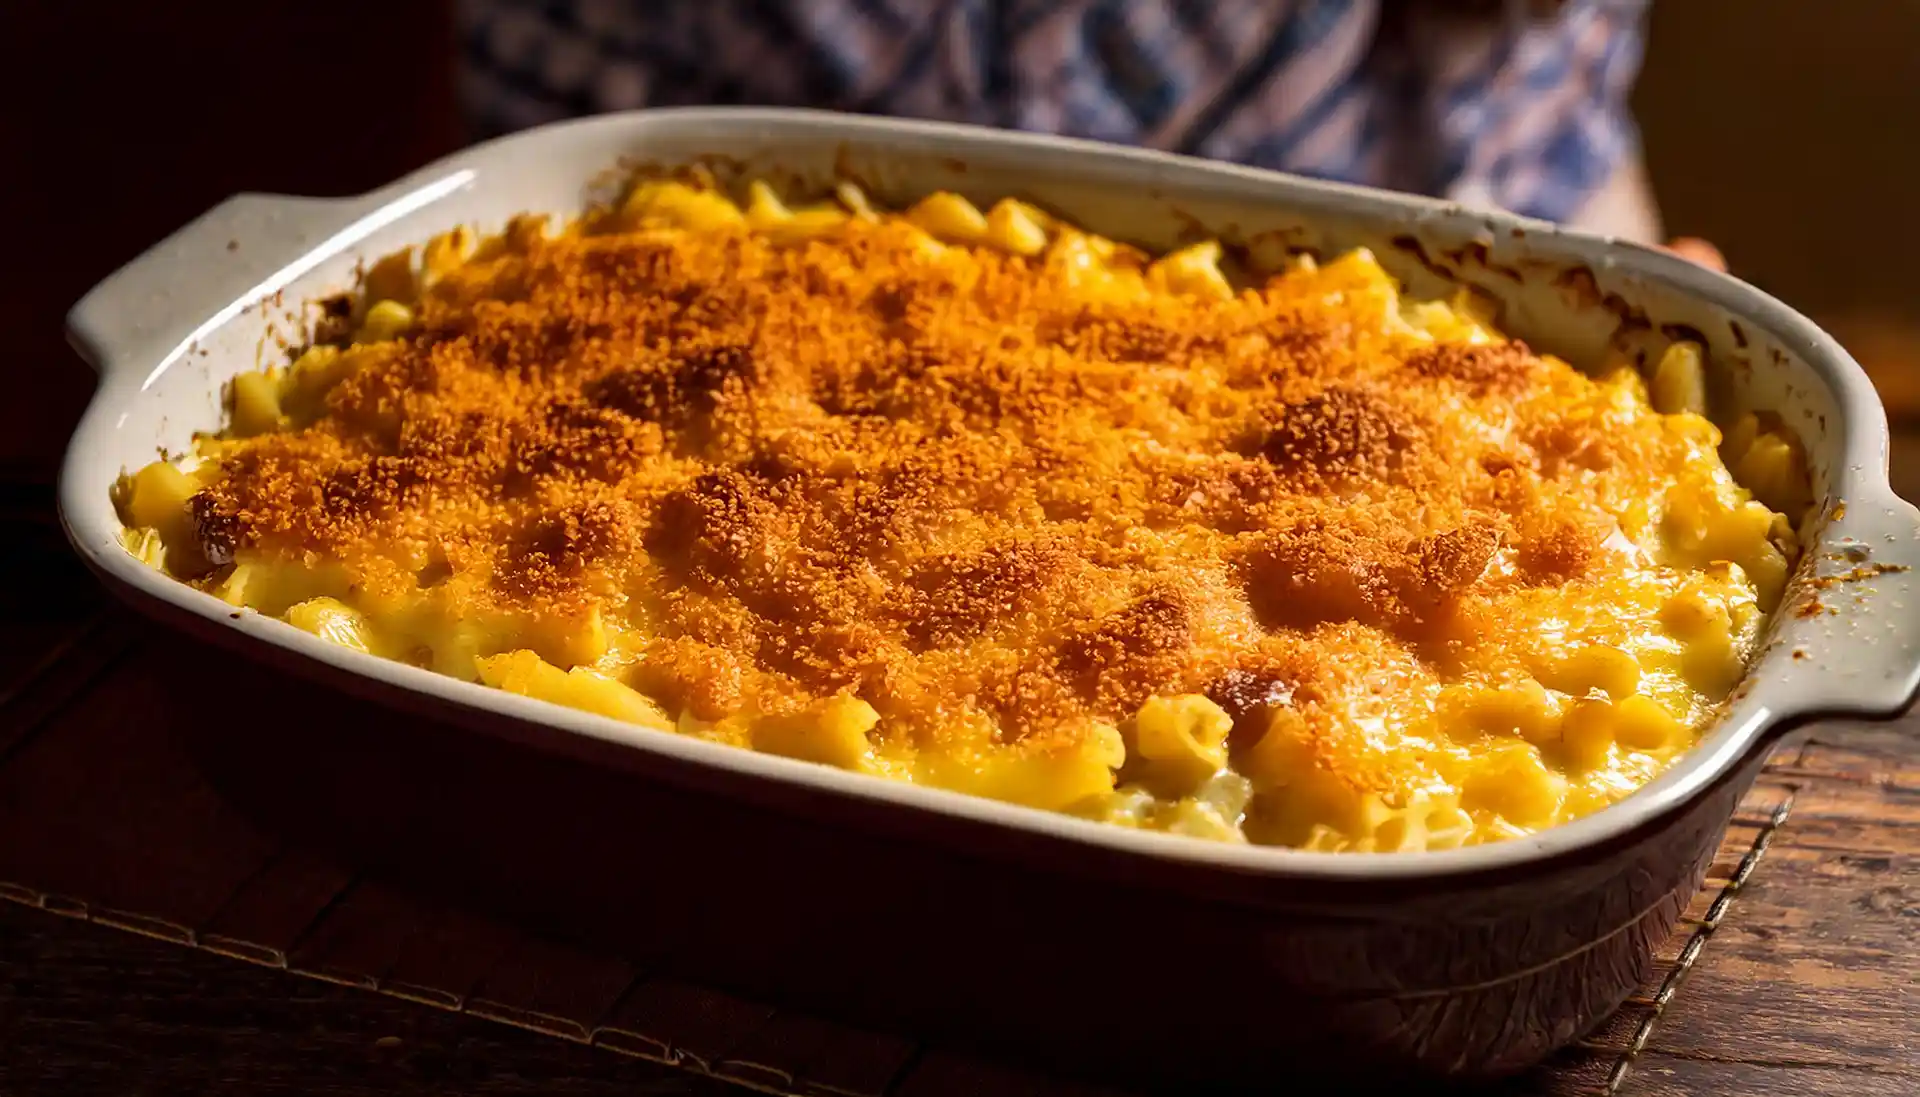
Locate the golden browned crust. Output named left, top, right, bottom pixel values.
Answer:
left=188, top=216, right=1709, bottom=771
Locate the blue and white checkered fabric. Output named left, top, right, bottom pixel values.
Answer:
left=457, top=0, right=1648, bottom=224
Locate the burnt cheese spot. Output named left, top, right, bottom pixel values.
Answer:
left=320, top=456, right=427, bottom=520
left=1516, top=516, right=1603, bottom=584
left=1257, top=387, right=1417, bottom=483
left=1241, top=521, right=1404, bottom=631
left=1240, top=520, right=1496, bottom=634
left=1059, top=591, right=1195, bottom=711
left=1206, top=667, right=1297, bottom=722
left=647, top=471, right=786, bottom=586
left=587, top=339, right=763, bottom=425
left=1415, top=523, right=1502, bottom=599
left=1530, top=416, right=1616, bottom=473
left=1052, top=313, right=1199, bottom=364
left=188, top=491, right=241, bottom=566
left=497, top=498, right=636, bottom=601
left=313, top=294, right=356, bottom=344
left=900, top=541, right=1069, bottom=647
left=1406, top=341, right=1538, bottom=395
left=507, top=399, right=661, bottom=487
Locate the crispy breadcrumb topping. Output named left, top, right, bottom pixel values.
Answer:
left=188, top=210, right=1725, bottom=777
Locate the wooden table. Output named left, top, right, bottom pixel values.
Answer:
left=1, top=449, right=1916, bottom=1097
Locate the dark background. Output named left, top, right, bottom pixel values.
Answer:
left=8, top=0, right=1919, bottom=469
left=3, top=1, right=460, bottom=479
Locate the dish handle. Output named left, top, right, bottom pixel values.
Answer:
left=65, top=192, right=372, bottom=381
left=1766, top=488, right=1920, bottom=724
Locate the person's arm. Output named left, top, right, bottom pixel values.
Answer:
left=1562, top=149, right=1663, bottom=244
left=1561, top=148, right=1727, bottom=272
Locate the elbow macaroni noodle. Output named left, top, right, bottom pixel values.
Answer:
left=116, top=175, right=1809, bottom=852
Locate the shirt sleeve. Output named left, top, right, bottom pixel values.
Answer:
left=1386, top=0, right=1652, bottom=225
left=453, top=0, right=1651, bottom=227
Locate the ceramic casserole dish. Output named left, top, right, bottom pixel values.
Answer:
left=59, top=109, right=1920, bottom=1086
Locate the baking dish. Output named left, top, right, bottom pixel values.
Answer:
left=59, top=108, right=1920, bottom=1084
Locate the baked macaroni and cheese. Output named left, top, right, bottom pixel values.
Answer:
left=116, top=176, right=1809, bottom=851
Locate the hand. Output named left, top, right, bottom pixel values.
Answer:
left=1664, top=237, right=1726, bottom=273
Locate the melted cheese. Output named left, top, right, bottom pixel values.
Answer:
left=115, top=179, right=1806, bottom=850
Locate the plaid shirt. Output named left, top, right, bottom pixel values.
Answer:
left=457, top=0, right=1648, bottom=224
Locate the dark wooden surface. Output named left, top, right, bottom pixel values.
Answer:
left=0, top=902, right=734, bottom=1097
